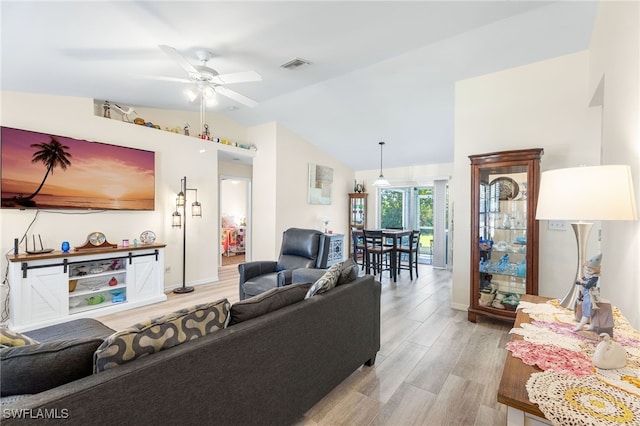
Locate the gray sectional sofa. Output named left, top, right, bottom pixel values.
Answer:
left=1, top=274, right=381, bottom=425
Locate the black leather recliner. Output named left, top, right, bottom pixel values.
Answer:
left=238, top=228, right=329, bottom=300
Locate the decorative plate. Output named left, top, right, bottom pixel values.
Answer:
left=490, top=177, right=519, bottom=201
left=140, top=230, right=156, bottom=245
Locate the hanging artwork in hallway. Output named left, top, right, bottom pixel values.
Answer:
left=308, top=163, right=333, bottom=205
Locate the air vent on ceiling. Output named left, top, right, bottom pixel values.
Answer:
left=280, top=57, right=311, bottom=70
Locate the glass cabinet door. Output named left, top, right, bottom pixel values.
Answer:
left=468, top=149, right=543, bottom=322
left=348, top=192, right=367, bottom=259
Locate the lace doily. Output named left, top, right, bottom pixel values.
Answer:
left=510, top=322, right=588, bottom=353
left=532, top=319, right=596, bottom=343
left=527, top=371, right=640, bottom=426
left=612, top=307, right=640, bottom=341
left=507, top=339, right=594, bottom=376
left=596, top=367, right=640, bottom=397
left=517, top=300, right=564, bottom=317
left=517, top=300, right=576, bottom=323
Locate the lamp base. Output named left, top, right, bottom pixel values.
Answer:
left=173, top=286, right=195, bottom=294
left=558, top=222, right=593, bottom=310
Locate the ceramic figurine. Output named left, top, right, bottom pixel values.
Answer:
left=592, top=333, right=626, bottom=369
left=574, top=253, right=602, bottom=332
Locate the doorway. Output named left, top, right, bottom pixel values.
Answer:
left=220, top=177, right=251, bottom=267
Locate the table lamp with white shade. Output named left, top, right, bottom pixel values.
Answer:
left=535, top=165, right=637, bottom=309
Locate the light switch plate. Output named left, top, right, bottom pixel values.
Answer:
left=548, top=220, right=568, bottom=231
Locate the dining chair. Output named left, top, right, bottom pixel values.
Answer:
left=362, top=229, right=393, bottom=278
left=396, top=229, right=420, bottom=280
left=351, top=229, right=366, bottom=270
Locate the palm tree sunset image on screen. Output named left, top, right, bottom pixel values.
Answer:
left=1, top=127, right=155, bottom=211
left=16, top=137, right=73, bottom=207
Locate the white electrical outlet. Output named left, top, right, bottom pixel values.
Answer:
left=548, top=220, right=568, bottom=231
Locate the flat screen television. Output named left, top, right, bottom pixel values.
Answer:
left=1, top=126, right=155, bottom=210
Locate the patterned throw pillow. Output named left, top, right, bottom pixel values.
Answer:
left=0, top=327, right=39, bottom=348
left=337, top=258, right=359, bottom=285
left=305, top=263, right=342, bottom=299
left=94, top=298, right=230, bottom=372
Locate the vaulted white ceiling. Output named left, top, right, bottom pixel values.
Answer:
left=0, top=1, right=598, bottom=171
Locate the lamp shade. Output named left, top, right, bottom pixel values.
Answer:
left=176, top=191, right=185, bottom=207
left=373, top=175, right=390, bottom=187
left=536, top=165, right=637, bottom=221
left=172, top=210, right=182, bottom=228
left=191, top=201, right=202, bottom=217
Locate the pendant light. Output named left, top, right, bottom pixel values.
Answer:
left=373, top=141, right=390, bottom=186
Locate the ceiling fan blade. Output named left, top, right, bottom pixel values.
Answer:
left=144, top=75, right=191, bottom=83
left=216, top=86, right=258, bottom=108
left=159, top=44, right=198, bottom=74
left=211, top=70, right=262, bottom=85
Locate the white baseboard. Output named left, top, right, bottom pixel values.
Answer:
left=164, top=275, right=219, bottom=292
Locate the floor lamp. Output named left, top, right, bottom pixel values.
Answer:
left=172, top=176, right=202, bottom=294
left=535, top=165, right=637, bottom=309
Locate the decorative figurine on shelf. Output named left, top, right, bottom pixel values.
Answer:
left=322, top=217, right=330, bottom=234
left=574, top=253, right=602, bottom=332
left=201, top=124, right=211, bottom=140
left=498, top=253, right=510, bottom=273
left=61, top=241, right=70, bottom=253
left=183, top=123, right=190, bottom=136
left=103, top=101, right=111, bottom=118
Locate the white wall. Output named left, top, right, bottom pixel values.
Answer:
left=249, top=122, right=354, bottom=260
left=247, top=122, right=278, bottom=260
left=588, top=0, right=640, bottom=327
left=0, top=92, right=254, bottom=309
left=452, top=52, right=602, bottom=312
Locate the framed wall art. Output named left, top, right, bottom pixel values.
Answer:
left=308, top=163, right=333, bottom=205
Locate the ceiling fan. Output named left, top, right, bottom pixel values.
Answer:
left=153, top=44, right=262, bottom=108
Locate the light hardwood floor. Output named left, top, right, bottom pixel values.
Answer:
left=97, top=264, right=512, bottom=426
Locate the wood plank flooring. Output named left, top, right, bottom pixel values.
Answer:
left=97, top=264, right=512, bottom=426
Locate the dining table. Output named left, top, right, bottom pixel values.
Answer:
left=353, top=229, right=412, bottom=282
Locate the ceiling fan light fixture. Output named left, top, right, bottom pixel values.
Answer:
left=184, top=87, right=199, bottom=102
left=202, top=86, right=216, bottom=98
left=205, top=96, right=218, bottom=107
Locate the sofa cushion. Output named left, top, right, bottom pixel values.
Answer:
left=305, top=263, right=342, bottom=299
left=1, top=338, right=103, bottom=396
left=337, top=258, right=359, bottom=285
left=23, top=318, right=115, bottom=343
left=230, top=283, right=312, bottom=326
left=0, top=328, right=39, bottom=348
left=94, top=298, right=230, bottom=372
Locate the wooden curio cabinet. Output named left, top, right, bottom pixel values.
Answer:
left=468, top=148, right=543, bottom=323
left=348, top=192, right=367, bottom=256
